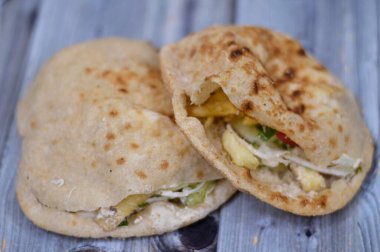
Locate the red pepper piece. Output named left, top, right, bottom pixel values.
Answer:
left=275, top=132, right=297, bottom=147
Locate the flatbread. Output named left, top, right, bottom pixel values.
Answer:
left=160, top=26, right=374, bottom=215
left=16, top=38, right=236, bottom=237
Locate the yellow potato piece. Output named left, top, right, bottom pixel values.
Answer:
left=116, top=194, right=150, bottom=216
left=95, top=194, right=150, bottom=231
left=222, top=129, right=259, bottom=170
left=203, top=117, right=215, bottom=128
left=188, top=89, right=238, bottom=117
left=291, top=166, right=326, bottom=192
left=242, top=116, right=257, bottom=126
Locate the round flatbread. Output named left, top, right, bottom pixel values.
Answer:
left=160, top=26, right=374, bottom=215
left=16, top=38, right=236, bottom=237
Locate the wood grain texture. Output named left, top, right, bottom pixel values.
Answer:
left=0, top=0, right=233, bottom=251
left=0, top=0, right=40, bottom=162
left=1, top=0, right=379, bottom=251
left=218, top=0, right=380, bottom=252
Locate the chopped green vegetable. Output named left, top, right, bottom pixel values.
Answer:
left=184, top=181, right=215, bottom=206
left=138, top=202, right=149, bottom=208
left=168, top=198, right=183, bottom=205
left=356, top=166, right=363, bottom=174
left=231, top=118, right=261, bottom=145
left=251, top=142, right=260, bottom=148
left=118, top=218, right=129, bottom=227
left=269, top=136, right=294, bottom=150
left=256, top=125, right=276, bottom=141
left=271, top=163, right=287, bottom=173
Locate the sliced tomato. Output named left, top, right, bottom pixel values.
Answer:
left=275, top=132, right=297, bottom=147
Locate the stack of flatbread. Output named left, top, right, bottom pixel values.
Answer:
left=16, top=26, right=374, bottom=238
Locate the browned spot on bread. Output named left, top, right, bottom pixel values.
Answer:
left=269, top=63, right=279, bottom=74
left=51, top=139, right=59, bottom=145
left=118, top=88, right=128, bottom=94
left=244, top=169, right=253, bottom=180
left=109, top=109, right=119, bottom=117
left=292, top=104, right=305, bottom=114
left=301, top=76, right=311, bottom=83
left=130, top=143, right=139, bottom=149
left=251, top=80, right=259, bottom=94
left=270, top=192, right=289, bottom=203
left=189, top=48, right=196, bottom=58
left=84, top=67, right=93, bottom=74
left=338, top=124, right=343, bottom=132
left=30, top=121, right=37, bottom=129
left=229, top=47, right=251, bottom=61
left=299, top=197, right=310, bottom=207
left=291, top=90, right=302, bottom=98
left=315, top=195, right=327, bottom=208
left=297, top=48, right=306, bottom=56
left=283, top=68, right=295, bottom=80
left=306, top=119, right=319, bottom=130
left=230, top=48, right=243, bottom=60
left=71, top=220, right=77, bottom=226
left=242, top=63, right=253, bottom=74
left=298, top=124, right=305, bottom=132
left=148, top=83, right=157, bottom=89
left=168, top=114, right=176, bottom=123
left=91, top=161, right=97, bottom=168
left=311, top=144, right=317, bottom=151
left=124, top=123, right=131, bottom=130
left=160, top=160, right=169, bottom=170
left=272, top=47, right=281, bottom=57
left=103, top=143, right=110, bottom=151
left=200, top=44, right=214, bottom=55
left=241, top=100, right=254, bottom=112
left=101, top=70, right=111, bottom=78
left=196, top=170, right=204, bottom=180
left=329, top=137, right=337, bottom=148
left=314, top=64, right=327, bottom=71
left=116, top=76, right=126, bottom=85
left=152, top=129, right=161, bottom=137
left=106, top=132, right=116, bottom=140
left=178, top=147, right=189, bottom=157
left=226, top=40, right=236, bottom=47
left=344, top=135, right=350, bottom=144
left=116, top=157, right=125, bottom=165
left=79, top=93, right=85, bottom=100
left=135, top=170, right=147, bottom=179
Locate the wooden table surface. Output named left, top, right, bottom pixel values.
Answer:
left=0, top=0, right=379, bottom=251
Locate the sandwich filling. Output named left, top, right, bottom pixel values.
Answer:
left=94, top=180, right=216, bottom=231
left=188, top=89, right=361, bottom=193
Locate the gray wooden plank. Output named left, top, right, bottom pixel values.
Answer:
left=0, top=0, right=40, bottom=162
left=0, top=0, right=234, bottom=251
left=218, top=0, right=380, bottom=252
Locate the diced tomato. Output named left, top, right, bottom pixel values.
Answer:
left=275, top=132, right=297, bottom=147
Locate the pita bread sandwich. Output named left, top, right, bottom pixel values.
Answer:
left=16, top=38, right=236, bottom=238
left=160, top=26, right=374, bottom=216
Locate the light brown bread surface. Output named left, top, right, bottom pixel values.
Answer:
left=160, top=26, right=374, bottom=215
left=16, top=38, right=235, bottom=237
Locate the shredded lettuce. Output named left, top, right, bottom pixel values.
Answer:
left=227, top=125, right=361, bottom=177
left=257, top=125, right=276, bottom=141
left=184, top=181, right=215, bottom=206
left=155, top=181, right=216, bottom=206
left=157, top=182, right=207, bottom=198
left=118, top=218, right=129, bottom=227
left=97, top=181, right=216, bottom=231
